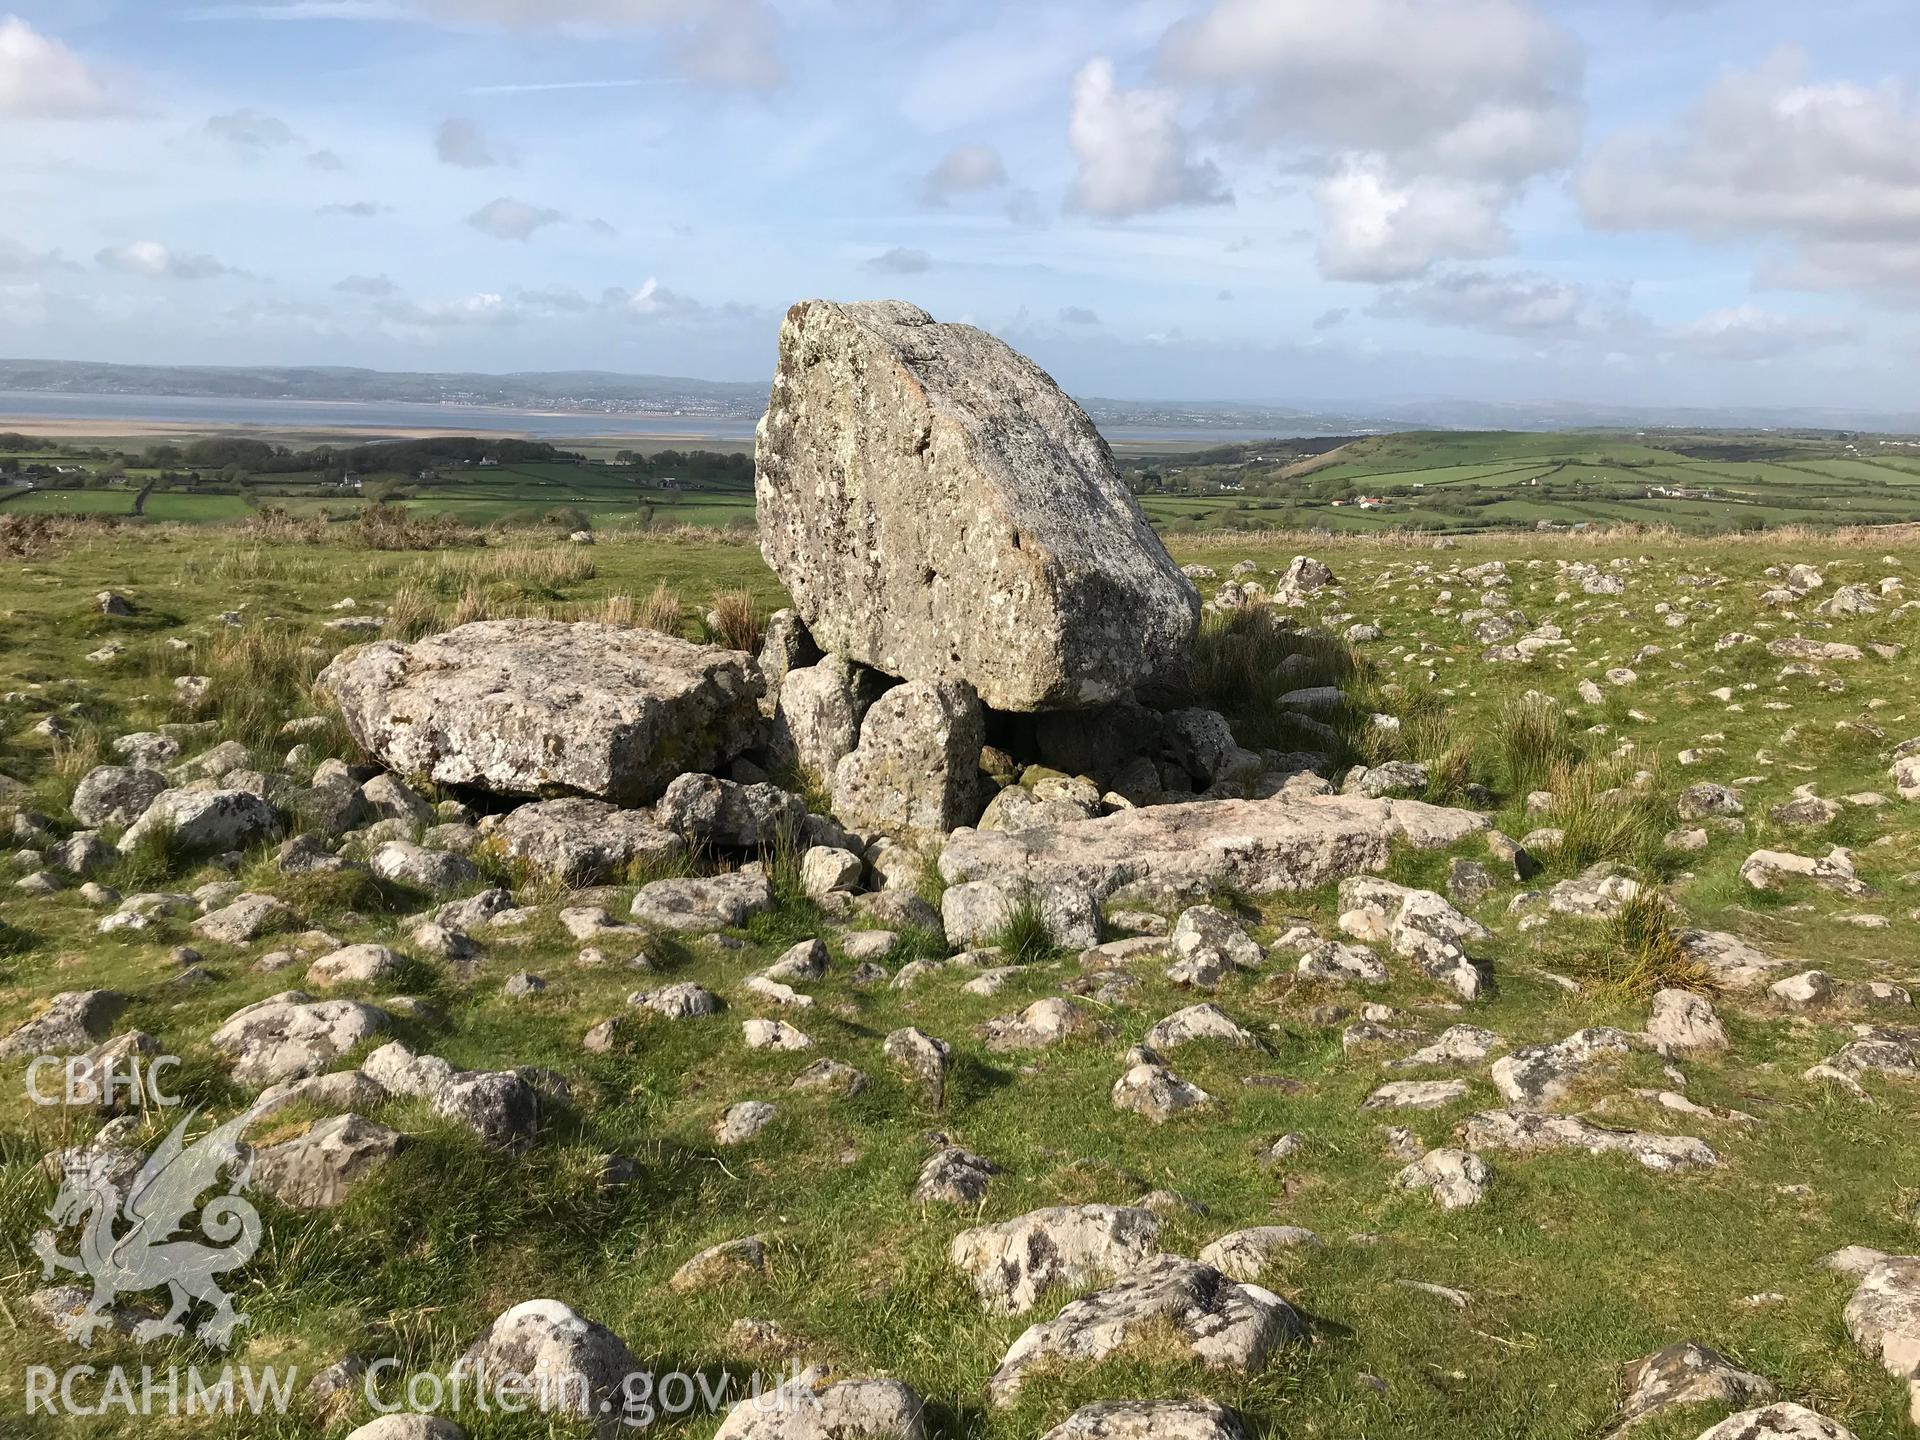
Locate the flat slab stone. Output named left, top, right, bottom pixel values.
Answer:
left=939, top=794, right=1488, bottom=903
left=318, top=619, right=763, bottom=805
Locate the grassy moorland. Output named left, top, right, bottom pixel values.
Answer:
left=0, top=514, right=1916, bottom=1439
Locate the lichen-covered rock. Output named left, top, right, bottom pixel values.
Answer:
left=317, top=620, right=763, bottom=805
left=122, top=788, right=281, bottom=856
left=0, top=990, right=126, bottom=1059
left=950, top=1204, right=1161, bottom=1314
left=209, top=991, right=388, bottom=1088
left=630, top=871, right=773, bottom=932
left=1393, top=1148, right=1492, bottom=1209
left=832, top=679, right=982, bottom=841
left=1693, top=1405, right=1858, bottom=1440
left=251, top=1113, right=408, bottom=1208
left=1841, top=1254, right=1920, bottom=1425
left=939, top=794, right=1486, bottom=904
left=493, top=798, right=684, bottom=884
left=1038, top=1401, right=1248, bottom=1440
left=754, top=299, right=1199, bottom=711
left=1197, top=1226, right=1324, bottom=1281
left=776, top=655, right=888, bottom=782
left=1461, top=1110, right=1718, bottom=1172
left=70, top=766, right=169, bottom=829
left=986, top=1254, right=1303, bottom=1405
left=655, top=773, right=807, bottom=850
left=458, top=1299, right=643, bottom=1438
left=1617, top=1341, right=1775, bottom=1429
left=711, top=1370, right=928, bottom=1440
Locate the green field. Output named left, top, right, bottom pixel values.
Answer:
left=12, top=426, right=1920, bottom=539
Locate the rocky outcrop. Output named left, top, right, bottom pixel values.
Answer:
left=939, top=793, right=1486, bottom=903
left=986, top=1254, right=1303, bottom=1404
left=318, top=620, right=763, bottom=805
left=754, top=299, right=1199, bottom=711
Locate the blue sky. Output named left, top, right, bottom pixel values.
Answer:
left=3, top=0, right=1919, bottom=408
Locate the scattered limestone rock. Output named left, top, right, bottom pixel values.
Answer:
left=939, top=794, right=1486, bottom=904
left=986, top=1254, right=1303, bottom=1405
left=710, top=1370, right=928, bottom=1440
left=251, top=1113, right=408, bottom=1209
left=1393, top=1147, right=1493, bottom=1209
left=493, top=798, right=684, bottom=884
left=833, top=679, right=983, bottom=843
left=1197, top=1226, right=1324, bottom=1281
left=1617, top=1340, right=1776, bottom=1430
left=1461, top=1110, right=1718, bottom=1172
left=1647, top=989, right=1729, bottom=1054
left=949, top=1204, right=1161, bottom=1314
left=458, top=1299, right=642, bottom=1438
left=209, top=992, right=388, bottom=1087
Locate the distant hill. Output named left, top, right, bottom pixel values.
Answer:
left=0, top=360, right=770, bottom=418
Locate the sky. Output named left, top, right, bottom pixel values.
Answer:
left=3, top=0, right=1920, bottom=411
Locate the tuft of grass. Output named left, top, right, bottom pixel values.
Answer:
left=385, top=583, right=443, bottom=641
left=707, top=588, right=763, bottom=652
left=990, top=896, right=1060, bottom=966
left=1495, top=690, right=1581, bottom=797
left=1549, top=757, right=1673, bottom=874
left=1556, top=886, right=1712, bottom=998
left=1184, top=605, right=1358, bottom=752
left=110, top=817, right=188, bottom=891
left=199, top=624, right=328, bottom=748
left=446, top=582, right=493, bottom=629
left=636, top=581, right=685, bottom=637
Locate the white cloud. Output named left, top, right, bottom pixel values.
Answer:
left=97, top=242, right=242, bottom=281
left=921, top=144, right=1008, bottom=205
left=1374, top=267, right=1643, bottom=340
left=1671, top=305, right=1848, bottom=362
left=466, top=196, right=565, bottom=240
left=603, top=277, right=712, bottom=321
left=1581, top=50, right=1920, bottom=299
left=0, top=16, right=119, bottom=118
left=1058, top=305, right=1101, bottom=325
left=381, top=291, right=516, bottom=327
left=436, top=116, right=504, bottom=167
left=1315, top=162, right=1511, bottom=283
left=1162, top=0, right=1579, bottom=178
left=207, top=108, right=296, bottom=154
left=1067, top=58, right=1230, bottom=219
left=306, top=148, right=346, bottom=170
left=318, top=200, right=388, bottom=218
left=863, top=246, right=932, bottom=274
left=1157, top=0, right=1580, bottom=279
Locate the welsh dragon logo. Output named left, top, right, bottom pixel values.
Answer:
left=32, top=1109, right=262, bottom=1349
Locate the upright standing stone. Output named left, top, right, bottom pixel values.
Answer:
left=755, top=300, right=1200, bottom=711
left=833, top=680, right=983, bottom=842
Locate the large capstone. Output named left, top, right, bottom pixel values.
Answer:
left=318, top=620, right=763, bottom=805
left=754, top=299, right=1199, bottom=711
